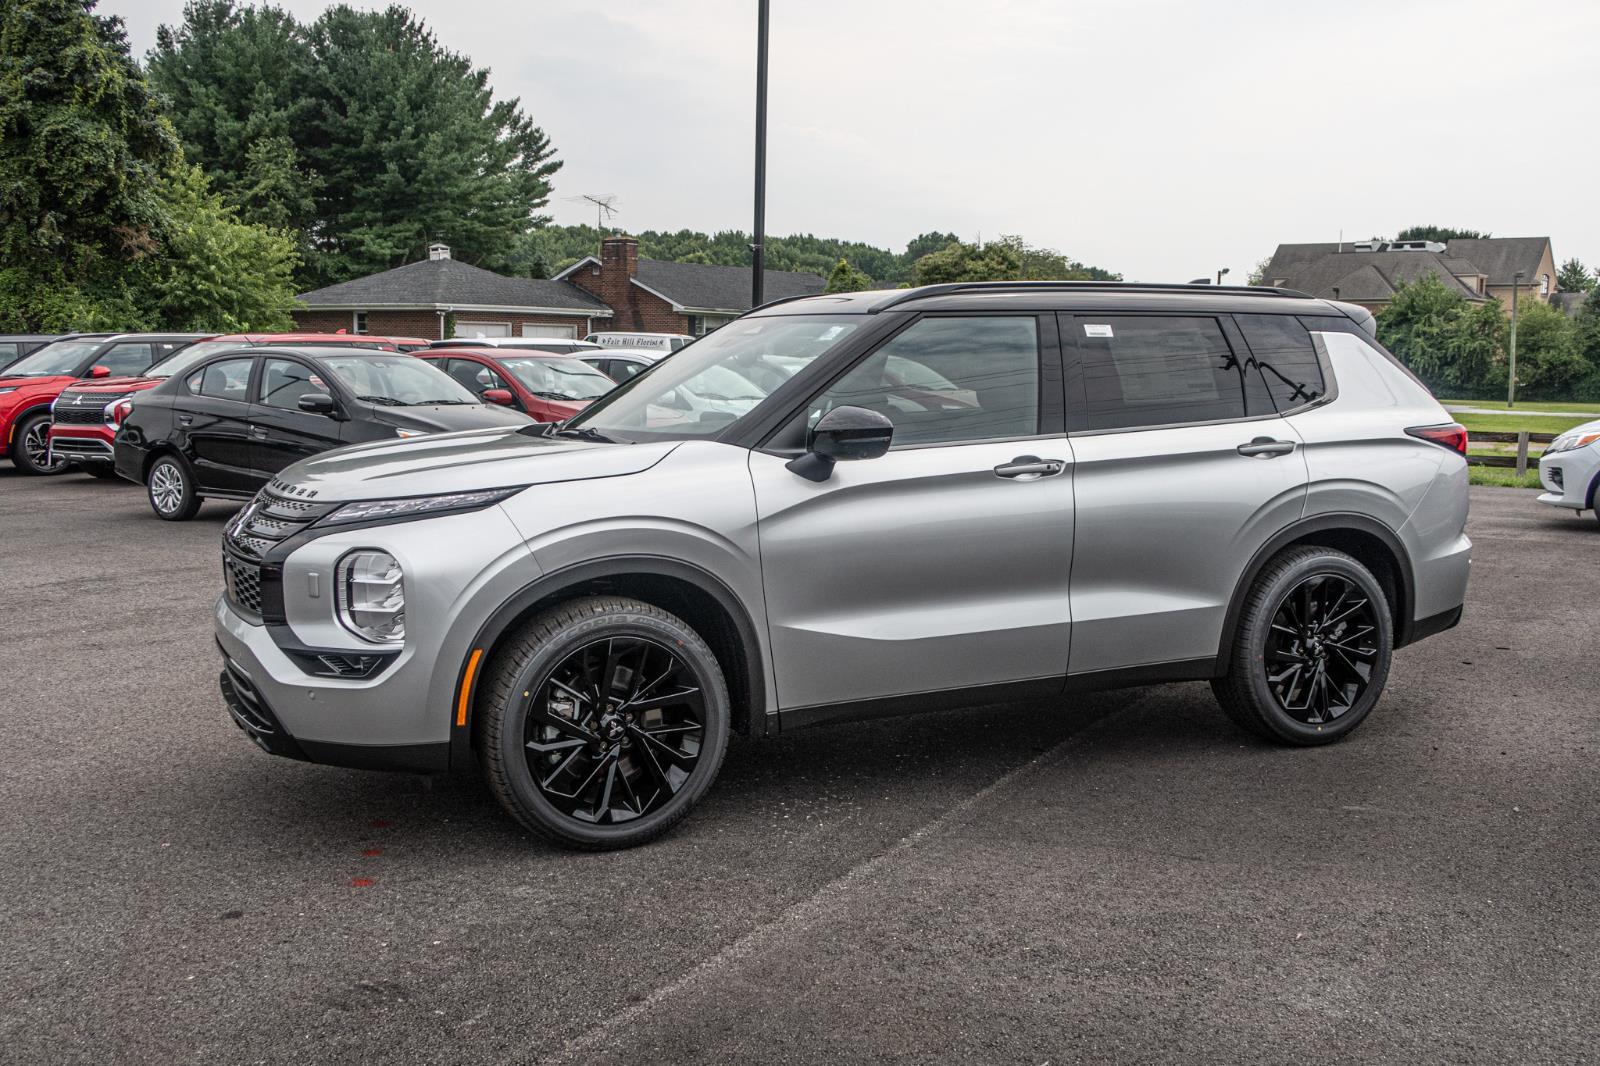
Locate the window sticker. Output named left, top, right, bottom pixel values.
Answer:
left=1084, top=324, right=1114, bottom=338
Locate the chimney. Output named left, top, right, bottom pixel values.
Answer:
left=600, top=235, right=638, bottom=277
left=428, top=242, right=452, bottom=261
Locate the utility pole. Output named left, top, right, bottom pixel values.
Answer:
left=751, top=0, right=769, bottom=308
left=1508, top=269, right=1524, bottom=408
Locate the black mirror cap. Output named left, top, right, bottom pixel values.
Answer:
left=785, top=405, right=893, bottom=482
left=298, top=391, right=336, bottom=414
left=811, top=405, right=893, bottom=461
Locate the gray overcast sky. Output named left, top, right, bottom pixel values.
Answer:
left=112, top=0, right=1598, bottom=281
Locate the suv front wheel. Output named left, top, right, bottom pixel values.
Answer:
left=478, top=596, right=731, bottom=850
left=1212, top=546, right=1393, bottom=745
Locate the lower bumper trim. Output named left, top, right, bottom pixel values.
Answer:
left=1400, top=604, right=1463, bottom=647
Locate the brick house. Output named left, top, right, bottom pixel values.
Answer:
left=1261, top=237, right=1558, bottom=314
left=554, top=236, right=825, bottom=335
left=294, top=237, right=826, bottom=341
left=293, top=244, right=613, bottom=341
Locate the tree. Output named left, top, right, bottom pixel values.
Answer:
left=902, top=231, right=962, bottom=264
left=1395, top=225, right=1490, bottom=242
left=0, top=0, right=180, bottom=327
left=148, top=2, right=562, bottom=287
left=1247, top=256, right=1272, bottom=286
left=1508, top=300, right=1587, bottom=397
left=1556, top=257, right=1595, bottom=294
left=1376, top=275, right=1504, bottom=394
left=911, top=240, right=1023, bottom=285
left=825, top=257, right=872, bottom=293
left=989, top=235, right=1120, bottom=281
left=146, top=0, right=314, bottom=229
left=0, top=0, right=298, bottom=330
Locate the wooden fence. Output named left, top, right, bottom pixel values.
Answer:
left=1467, top=430, right=1557, bottom=476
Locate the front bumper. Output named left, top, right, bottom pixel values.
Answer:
left=47, top=424, right=114, bottom=464
left=1537, top=448, right=1599, bottom=510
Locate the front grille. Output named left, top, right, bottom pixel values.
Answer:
left=224, top=488, right=339, bottom=561
left=52, top=404, right=106, bottom=426
left=223, top=553, right=263, bottom=617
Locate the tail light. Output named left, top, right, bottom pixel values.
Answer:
left=1406, top=422, right=1468, bottom=455
left=109, top=399, right=135, bottom=428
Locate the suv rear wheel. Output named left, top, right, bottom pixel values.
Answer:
left=11, top=412, right=67, bottom=475
left=478, top=596, right=730, bottom=850
left=146, top=454, right=202, bottom=521
left=1212, top=546, right=1393, bottom=745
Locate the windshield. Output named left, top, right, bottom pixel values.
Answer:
left=566, top=315, right=861, bottom=441
left=321, top=356, right=479, bottom=405
left=1, top=339, right=102, bottom=378
left=499, top=356, right=614, bottom=401
left=146, top=339, right=240, bottom=379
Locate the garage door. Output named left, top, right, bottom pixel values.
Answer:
left=522, top=324, right=577, bottom=339
left=457, top=321, right=512, bottom=338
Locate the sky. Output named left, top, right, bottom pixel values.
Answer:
left=111, top=0, right=1600, bottom=282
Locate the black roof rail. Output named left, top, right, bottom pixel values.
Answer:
left=868, top=280, right=1314, bottom=312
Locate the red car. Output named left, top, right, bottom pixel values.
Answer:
left=413, top=347, right=617, bottom=422
left=3, top=333, right=209, bottom=475
left=46, top=332, right=429, bottom=478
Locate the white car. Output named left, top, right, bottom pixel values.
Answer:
left=584, top=331, right=694, bottom=352
left=1537, top=418, right=1600, bottom=523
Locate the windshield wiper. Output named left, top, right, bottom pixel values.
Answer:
left=555, top=425, right=616, bottom=443
left=532, top=391, right=579, bottom=400
left=419, top=399, right=471, bottom=405
left=357, top=395, right=409, bottom=406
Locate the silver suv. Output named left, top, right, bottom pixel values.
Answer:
left=215, top=282, right=1471, bottom=849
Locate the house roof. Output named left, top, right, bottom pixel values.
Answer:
left=297, top=258, right=611, bottom=314
left=1262, top=245, right=1484, bottom=303
left=1443, top=238, right=1551, bottom=286
left=556, top=255, right=826, bottom=313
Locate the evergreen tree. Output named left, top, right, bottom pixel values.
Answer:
left=1556, top=257, right=1595, bottom=294
left=825, top=257, right=872, bottom=293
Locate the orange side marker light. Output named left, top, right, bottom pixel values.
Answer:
left=456, top=648, right=484, bottom=727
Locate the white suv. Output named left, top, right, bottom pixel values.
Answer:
left=214, top=282, right=1472, bottom=849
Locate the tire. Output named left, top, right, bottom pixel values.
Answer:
left=1211, top=546, right=1393, bottom=745
left=146, top=454, right=202, bottom=521
left=477, top=595, right=730, bottom=850
left=83, top=465, right=122, bottom=481
left=10, top=412, right=67, bottom=475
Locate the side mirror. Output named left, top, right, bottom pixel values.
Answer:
left=482, top=388, right=515, bottom=407
left=88, top=365, right=111, bottom=379
left=298, top=391, right=337, bottom=415
left=785, top=405, right=894, bottom=482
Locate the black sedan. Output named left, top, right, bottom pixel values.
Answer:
left=113, top=345, right=531, bottom=521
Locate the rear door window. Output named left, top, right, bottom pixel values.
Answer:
left=1069, top=316, right=1262, bottom=431
left=1236, top=314, right=1327, bottom=413
left=188, top=359, right=255, bottom=402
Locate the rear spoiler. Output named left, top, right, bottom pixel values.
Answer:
left=1330, top=300, right=1379, bottom=339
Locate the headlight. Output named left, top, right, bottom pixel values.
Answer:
left=318, top=487, right=522, bottom=526
left=336, top=550, right=404, bottom=643
left=395, top=428, right=427, bottom=439
left=1545, top=431, right=1600, bottom=454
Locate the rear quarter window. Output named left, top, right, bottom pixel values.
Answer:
left=1236, top=314, right=1327, bottom=413
left=1070, top=315, right=1263, bottom=431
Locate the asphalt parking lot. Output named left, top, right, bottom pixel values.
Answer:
left=2, top=471, right=1596, bottom=1065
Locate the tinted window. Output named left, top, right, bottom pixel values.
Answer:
left=1237, top=314, right=1326, bottom=412
left=611, top=359, right=648, bottom=381
left=96, top=342, right=154, bottom=377
left=441, top=358, right=506, bottom=398
left=1, top=339, right=104, bottom=377
left=812, top=316, right=1040, bottom=447
left=148, top=340, right=247, bottom=379
left=188, top=359, right=254, bottom=401
left=0, top=343, right=16, bottom=364
left=259, top=359, right=327, bottom=410
left=320, top=356, right=477, bottom=405
left=1073, top=316, right=1249, bottom=431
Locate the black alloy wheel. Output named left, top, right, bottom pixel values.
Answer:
left=1212, top=546, right=1392, bottom=745
left=479, top=596, right=730, bottom=849
left=524, top=635, right=707, bottom=824
left=12, top=413, right=66, bottom=475
left=1262, top=573, right=1381, bottom=725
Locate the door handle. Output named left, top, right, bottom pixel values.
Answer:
left=248, top=426, right=268, bottom=440
left=993, top=455, right=1066, bottom=480
left=1236, top=437, right=1296, bottom=458
left=177, top=415, right=194, bottom=426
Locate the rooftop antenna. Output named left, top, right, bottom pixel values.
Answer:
left=566, top=194, right=619, bottom=246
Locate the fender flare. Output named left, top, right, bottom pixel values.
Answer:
left=5, top=403, right=55, bottom=452
left=448, top=555, right=768, bottom=768
left=1214, top=512, right=1418, bottom=674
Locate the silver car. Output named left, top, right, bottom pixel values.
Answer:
left=214, top=282, right=1472, bottom=849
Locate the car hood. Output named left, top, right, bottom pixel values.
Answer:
left=0, top=374, right=73, bottom=392
left=377, top=403, right=532, bottom=435
left=61, top=376, right=162, bottom=395
left=276, top=425, right=682, bottom=501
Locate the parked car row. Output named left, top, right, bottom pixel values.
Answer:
left=2, top=328, right=700, bottom=525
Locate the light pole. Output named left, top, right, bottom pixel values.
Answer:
left=1508, top=269, right=1524, bottom=408
left=1216, top=267, right=1230, bottom=286
left=751, top=0, right=770, bottom=308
